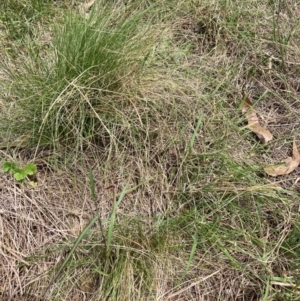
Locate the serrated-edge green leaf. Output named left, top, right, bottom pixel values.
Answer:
left=23, top=163, right=37, bottom=175
left=2, top=163, right=11, bottom=172
left=14, top=171, right=26, bottom=181
left=2, top=161, right=18, bottom=174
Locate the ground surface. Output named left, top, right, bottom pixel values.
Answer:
left=1, top=0, right=300, bottom=300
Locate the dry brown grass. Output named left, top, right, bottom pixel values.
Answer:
left=1, top=0, right=300, bottom=300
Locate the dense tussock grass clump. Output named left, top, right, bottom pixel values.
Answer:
left=0, top=0, right=157, bottom=151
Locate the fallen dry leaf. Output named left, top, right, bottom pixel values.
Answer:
left=242, top=95, right=273, bottom=144
left=264, top=139, right=300, bottom=176
left=28, top=181, right=38, bottom=188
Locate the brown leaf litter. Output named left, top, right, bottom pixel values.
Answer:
left=242, top=94, right=273, bottom=145
left=241, top=93, right=300, bottom=178
left=264, top=138, right=300, bottom=177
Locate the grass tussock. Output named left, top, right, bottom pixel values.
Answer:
left=1, top=0, right=300, bottom=300
left=0, top=0, right=157, bottom=151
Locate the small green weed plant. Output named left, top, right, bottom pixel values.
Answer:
left=2, top=161, right=37, bottom=181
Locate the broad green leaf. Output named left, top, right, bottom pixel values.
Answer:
left=2, top=161, right=18, bottom=174
left=14, top=170, right=26, bottom=181
left=23, top=163, right=37, bottom=175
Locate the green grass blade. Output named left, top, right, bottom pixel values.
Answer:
left=89, top=168, right=97, bottom=203
left=44, top=215, right=99, bottom=296
left=177, top=232, right=198, bottom=285
left=188, top=115, right=202, bottom=154
left=106, top=184, right=128, bottom=254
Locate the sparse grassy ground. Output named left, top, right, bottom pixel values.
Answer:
left=1, top=0, right=300, bottom=300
